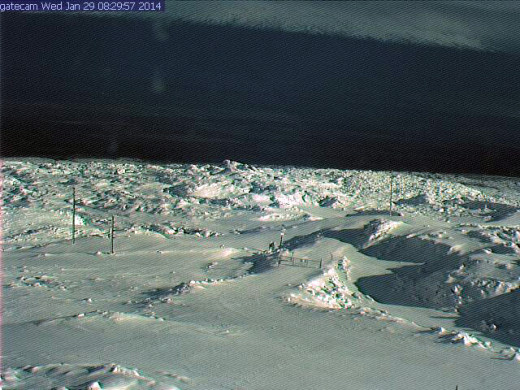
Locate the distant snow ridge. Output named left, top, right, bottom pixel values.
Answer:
left=1, top=363, right=181, bottom=389
left=3, top=159, right=519, bottom=244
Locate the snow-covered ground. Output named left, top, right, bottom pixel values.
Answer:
left=2, top=158, right=520, bottom=389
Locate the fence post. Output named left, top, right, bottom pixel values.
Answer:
left=279, top=232, right=285, bottom=249
left=320, top=259, right=323, bottom=269
left=110, top=215, right=115, bottom=254
left=72, top=187, right=76, bottom=244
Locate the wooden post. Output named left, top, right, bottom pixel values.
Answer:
left=110, top=215, right=115, bottom=254
left=72, top=187, right=76, bottom=244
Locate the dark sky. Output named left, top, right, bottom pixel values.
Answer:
left=2, top=1, right=520, bottom=175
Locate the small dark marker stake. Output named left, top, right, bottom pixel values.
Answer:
left=389, top=175, right=394, bottom=216
left=110, top=215, right=115, bottom=254
left=72, top=187, right=76, bottom=244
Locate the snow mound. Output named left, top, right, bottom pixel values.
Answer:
left=365, top=219, right=404, bottom=247
left=1, top=363, right=181, bottom=389
left=8, top=274, right=66, bottom=291
left=287, top=259, right=408, bottom=323
left=356, top=227, right=520, bottom=315
left=289, top=264, right=358, bottom=310
left=133, top=223, right=221, bottom=238
left=431, top=327, right=492, bottom=349
left=499, top=347, right=520, bottom=361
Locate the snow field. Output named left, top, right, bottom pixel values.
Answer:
left=2, top=158, right=520, bottom=389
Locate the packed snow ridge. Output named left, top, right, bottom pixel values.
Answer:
left=2, top=158, right=520, bottom=390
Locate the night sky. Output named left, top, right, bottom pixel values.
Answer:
left=2, top=1, right=520, bottom=175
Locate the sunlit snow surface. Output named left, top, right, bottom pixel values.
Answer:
left=2, top=158, right=520, bottom=389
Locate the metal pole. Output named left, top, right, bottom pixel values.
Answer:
left=279, top=232, right=284, bottom=249
left=72, top=187, right=76, bottom=244
left=110, top=215, right=115, bottom=254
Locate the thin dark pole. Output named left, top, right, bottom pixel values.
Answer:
left=389, top=175, right=393, bottom=216
left=110, top=215, right=115, bottom=254
left=279, top=232, right=284, bottom=249
left=72, top=187, right=76, bottom=244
